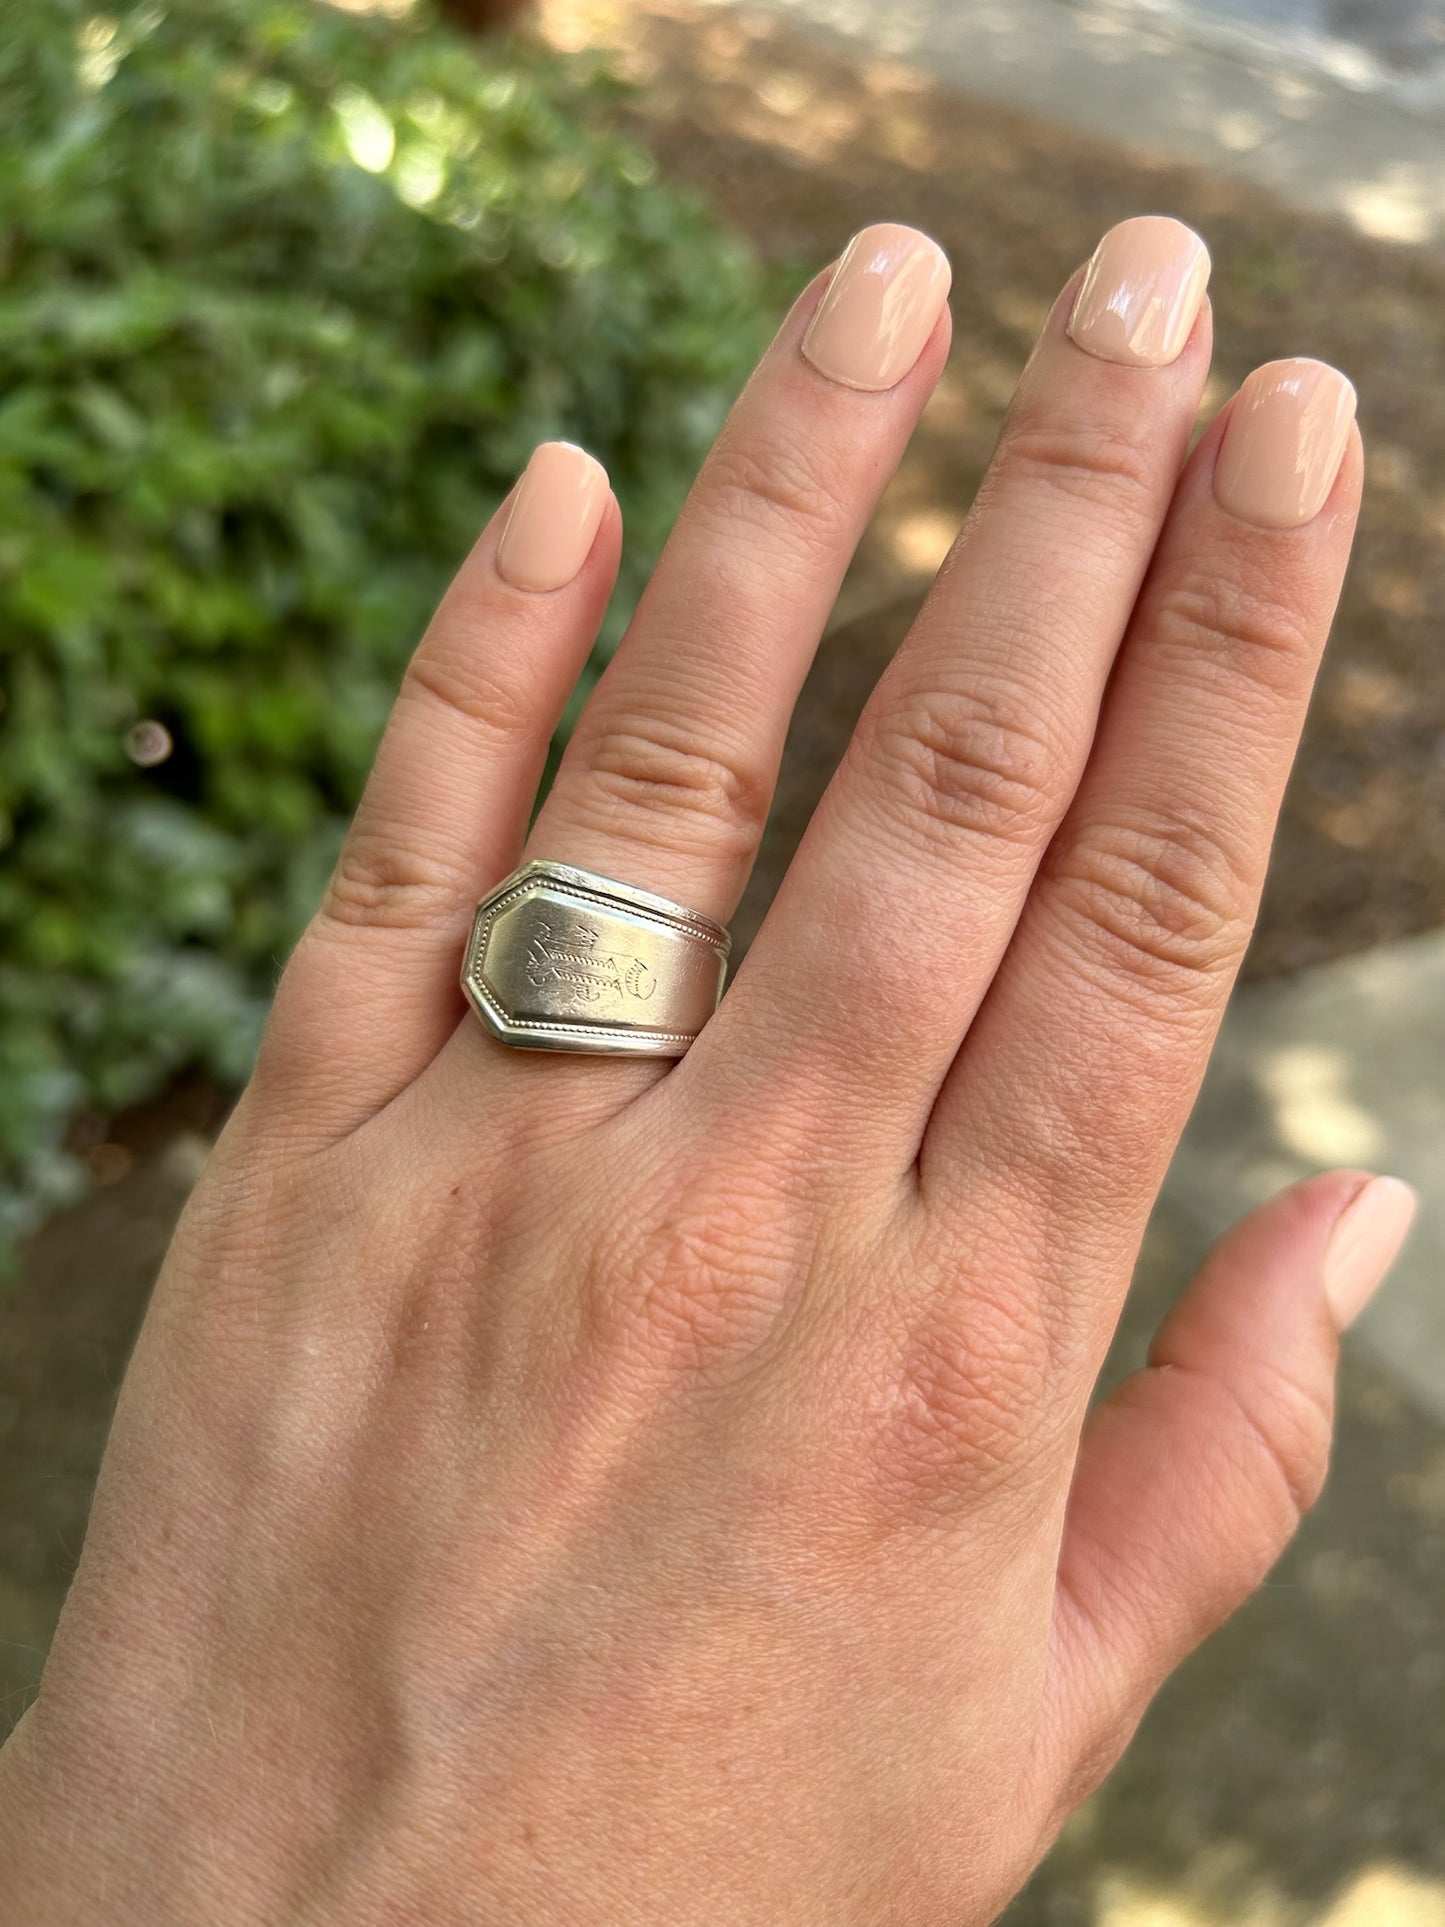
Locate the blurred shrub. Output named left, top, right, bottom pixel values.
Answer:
left=0, top=0, right=770, bottom=1245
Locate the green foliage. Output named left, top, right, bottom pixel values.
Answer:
left=0, top=0, right=771, bottom=1244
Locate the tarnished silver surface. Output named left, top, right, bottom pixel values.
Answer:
left=461, top=861, right=730, bottom=1056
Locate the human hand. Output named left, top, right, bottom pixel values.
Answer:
left=0, top=218, right=1416, bottom=1924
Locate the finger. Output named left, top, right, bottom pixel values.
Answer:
left=424, top=225, right=951, bottom=1111
left=1044, top=1172, right=1416, bottom=1810
left=700, top=218, right=1213, bottom=1157
left=924, top=363, right=1362, bottom=1294
left=519, top=223, right=951, bottom=920
left=256, top=443, right=618, bottom=1132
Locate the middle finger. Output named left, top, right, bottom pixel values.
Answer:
left=521, top=223, right=952, bottom=921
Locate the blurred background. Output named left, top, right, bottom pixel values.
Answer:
left=1, top=1, right=1442, bottom=1920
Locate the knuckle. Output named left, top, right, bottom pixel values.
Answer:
left=1141, top=1358, right=1333, bottom=1588
left=1000, top=409, right=1160, bottom=520
left=701, top=430, right=849, bottom=562
left=318, top=826, right=472, bottom=933
left=587, top=1171, right=801, bottom=1386
left=861, top=681, right=1064, bottom=853
left=1150, top=571, right=1320, bottom=701
left=1219, top=1358, right=1335, bottom=1524
left=1046, top=806, right=1252, bottom=996
left=564, top=715, right=771, bottom=868
left=402, top=645, right=541, bottom=747
left=872, top=1286, right=1059, bottom=1511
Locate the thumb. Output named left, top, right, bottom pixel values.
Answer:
left=1045, top=1169, right=1417, bottom=1808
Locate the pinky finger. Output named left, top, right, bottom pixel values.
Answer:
left=1044, top=1170, right=1417, bottom=1809
left=257, top=442, right=618, bottom=1135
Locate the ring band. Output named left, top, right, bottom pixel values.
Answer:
left=461, top=861, right=730, bottom=1057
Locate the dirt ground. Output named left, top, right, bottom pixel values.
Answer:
left=545, top=0, right=1445, bottom=980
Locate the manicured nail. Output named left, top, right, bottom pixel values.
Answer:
left=1214, top=359, right=1357, bottom=530
left=1323, top=1176, right=1418, bottom=1331
left=496, top=441, right=609, bottom=592
left=801, top=224, right=951, bottom=393
left=1067, top=215, right=1211, bottom=368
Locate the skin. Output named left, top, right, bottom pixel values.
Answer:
left=0, top=235, right=1371, bottom=1924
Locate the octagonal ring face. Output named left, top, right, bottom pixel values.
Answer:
left=461, top=862, right=730, bottom=1056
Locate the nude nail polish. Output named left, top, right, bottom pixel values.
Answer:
left=1214, top=359, right=1357, bottom=530
left=497, top=441, right=609, bottom=592
left=1067, top=215, right=1211, bottom=368
left=1323, top=1176, right=1418, bottom=1332
left=801, top=224, right=951, bottom=393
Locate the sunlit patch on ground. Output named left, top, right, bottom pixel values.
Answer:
left=1319, top=1865, right=1445, bottom=1926
left=1341, top=169, right=1438, bottom=246
left=1257, top=1042, right=1385, bottom=1166
left=1093, top=1860, right=1445, bottom=1924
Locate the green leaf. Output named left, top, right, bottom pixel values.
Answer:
left=0, top=0, right=770, bottom=1255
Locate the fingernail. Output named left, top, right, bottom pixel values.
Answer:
left=496, top=441, right=609, bottom=592
left=1323, top=1176, right=1418, bottom=1331
left=1214, top=358, right=1357, bottom=530
left=801, top=223, right=951, bottom=393
left=1067, top=215, right=1211, bottom=368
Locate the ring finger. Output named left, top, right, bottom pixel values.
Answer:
left=430, top=224, right=953, bottom=1100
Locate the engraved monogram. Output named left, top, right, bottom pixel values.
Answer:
left=462, top=864, right=728, bottom=1053
left=523, top=918, right=657, bottom=1013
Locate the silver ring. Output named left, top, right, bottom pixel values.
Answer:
left=461, top=861, right=730, bottom=1057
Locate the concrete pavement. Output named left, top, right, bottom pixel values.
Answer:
left=1166, top=928, right=1445, bottom=1423
left=698, top=0, right=1445, bottom=246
